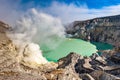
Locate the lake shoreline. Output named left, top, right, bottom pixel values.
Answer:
left=42, top=38, right=113, bottom=62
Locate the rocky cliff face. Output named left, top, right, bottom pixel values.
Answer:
left=66, top=15, right=120, bottom=47
left=0, top=21, right=46, bottom=80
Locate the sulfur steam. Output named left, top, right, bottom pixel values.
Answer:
left=7, top=8, right=65, bottom=66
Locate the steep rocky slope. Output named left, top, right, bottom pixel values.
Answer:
left=66, top=15, right=120, bottom=47
left=0, top=21, right=47, bottom=80
left=0, top=21, right=80, bottom=80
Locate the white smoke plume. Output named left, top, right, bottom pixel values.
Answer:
left=7, top=8, right=65, bottom=66
left=11, top=8, right=65, bottom=49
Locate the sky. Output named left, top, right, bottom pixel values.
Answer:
left=0, top=0, right=120, bottom=24
left=21, top=0, right=120, bottom=9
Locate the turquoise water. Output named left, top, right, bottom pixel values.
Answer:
left=41, top=38, right=113, bottom=62
left=91, top=42, right=113, bottom=55
left=91, top=42, right=113, bottom=50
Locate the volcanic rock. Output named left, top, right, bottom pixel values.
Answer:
left=66, top=15, right=120, bottom=47
left=80, top=74, right=95, bottom=80
left=58, top=52, right=83, bottom=72
left=58, top=52, right=120, bottom=79
left=90, top=70, right=120, bottom=80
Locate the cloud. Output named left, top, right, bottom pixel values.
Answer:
left=41, top=2, right=120, bottom=23
left=8, top=8, right=65, bottom=50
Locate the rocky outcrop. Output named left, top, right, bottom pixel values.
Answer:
left=58, top=52, right=120, bottom=80
left=66, top=15, right=120, bottom=47
left=0, top=21, right=47, bottom=80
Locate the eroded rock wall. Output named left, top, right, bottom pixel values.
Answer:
left=66, top=15, right=120, bottom=47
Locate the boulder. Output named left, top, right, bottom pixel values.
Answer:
left=90, top=70, right=120, bottom=80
